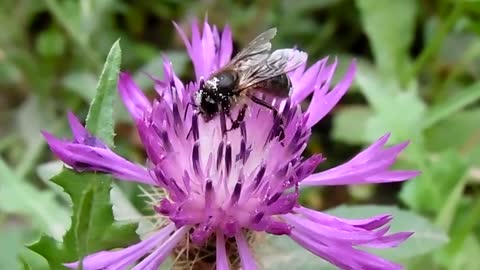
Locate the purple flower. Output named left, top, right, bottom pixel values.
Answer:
left=44, top=20, right=420, bottom=270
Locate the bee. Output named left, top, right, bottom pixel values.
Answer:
left=193, top=28, right=307, bottom=132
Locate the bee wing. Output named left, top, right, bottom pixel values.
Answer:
left=237, top=48, right=307, bottom=91
left=227, top=28, right=278, bottom=72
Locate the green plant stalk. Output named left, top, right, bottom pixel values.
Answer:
left=434, top=174, right=468, bottom=231
left=440, top=42, right=480, bottom=92
left=444, top=195, right=480, bottom=255
left=408, top=2, right=463, bottom=80
left=408, top=136, right=444, bottom=208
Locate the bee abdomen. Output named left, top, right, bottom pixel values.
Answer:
left=252, top=74, right=291, bottom=97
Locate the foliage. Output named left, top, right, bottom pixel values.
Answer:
left=1, top=0, right=480, bottom=269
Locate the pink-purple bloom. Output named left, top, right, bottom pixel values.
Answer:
left=43, top=20, right=420, bottom=270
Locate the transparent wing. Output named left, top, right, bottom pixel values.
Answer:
left=227, top=28, right=277, bottom=72
left=236, top=48, right=307, bottom=90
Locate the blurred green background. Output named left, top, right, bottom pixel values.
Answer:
left=1, top=0, right=480, bottom=269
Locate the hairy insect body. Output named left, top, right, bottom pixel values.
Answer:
left=193, top=28, right=306, bottom=131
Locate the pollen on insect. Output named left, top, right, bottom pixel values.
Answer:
left=194, top=90, right=203, bottom=106
left=205, top=77, right=219, bottom=90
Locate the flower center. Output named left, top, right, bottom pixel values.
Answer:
left=141, top=87, right=313, bottom=244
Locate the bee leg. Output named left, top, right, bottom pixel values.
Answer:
left=227, top=104, right=248, bottom=131
left=248, top=95, right=285, bottom=142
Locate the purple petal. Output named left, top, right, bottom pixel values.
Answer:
left=219, top=25, right=233, bottom=67
left=364, top=231, right=414, bottom=249
left=216, top=231, right=230, bottom=270
left=66, top=112, right=107, bottom=148
left=306, top=60, right=356, bottom=128
left=294, top=207, right=393, bottom=231
left=300, top=133, right=420, bottom=186
left=174, top=20, right=232, bottom=80
left=290, top=230, right=403, bottom=270
left=235, top=232, right=257, bottom=270
left=43, top=131, right=154, bottom=185
left=118, top=72, right=152, bottom=122
left=202, top=20, right=216, bottom=76
left=149, top=57, right=185, bottom=106
left=290, top=57, right=328, bottom=103
left=64, top=224, right=175, bottom=270
left=131, top=226, right=188, bottom=270
left=284, top=214, right=387, bottom=244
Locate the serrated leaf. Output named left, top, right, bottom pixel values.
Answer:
left=29, top=41, right=138, bottom=269
left=327, top=205, right=449, bottom=260
left=356, top=0, right=417, bottom=80
left=29, top=170, right=139, bottom=269
left=0, top=158, right=70, bottom=240
left=85, top=39, right=121, bottom=147
left=110, top=184, right=155, bottom=237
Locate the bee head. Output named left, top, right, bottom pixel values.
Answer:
left=194, top=72, right=237, bottom=121
left=194, top=79, right=220, bottom=121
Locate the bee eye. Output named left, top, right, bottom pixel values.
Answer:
left=217, top=72, right=235, bottom=90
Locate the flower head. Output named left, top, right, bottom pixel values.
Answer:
left=44, top=20, right=419, bottom=270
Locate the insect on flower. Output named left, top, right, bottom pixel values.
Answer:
left=193, top=28, right=306, bottom=134
left=43, top=19, right=421, bottom=270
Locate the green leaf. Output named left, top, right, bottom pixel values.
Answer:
left=355, top=62, right=426, bottom=143
left=364, top=90, right=426, bottom=143
left=257, top=235, right=332, bottom=270
left=14, top=96, right=59, bottom=177
left=62, top=72, right=98, bottom=102
left=0, top=226, right=27, bottom=270
left=332, top=105, right=373, bottom=145
left=15, top=96, right=54, bottom=149
left=29, top=41, right=138, bottom=269
left=85, top=39, right=121, bottom=147
left=29, top=171, right=138, bottom=270
left=435, top=236, right=480, bottom=270
left=400, top=150, right=469, bottom=214
left=327, top=205, right=449, bottom=260
left=355, top=0, right=417, bottom=80
left=0, top=158, right=70, bottom=241
left=436, top=195, right=480, bottom=268
left=19, top=247, right=50, bottom=270
left=425, top=109, right=480, bottom=154
left=423, top=82, right=480, bottom=128
left=110, top=184, right=155, bottom=236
